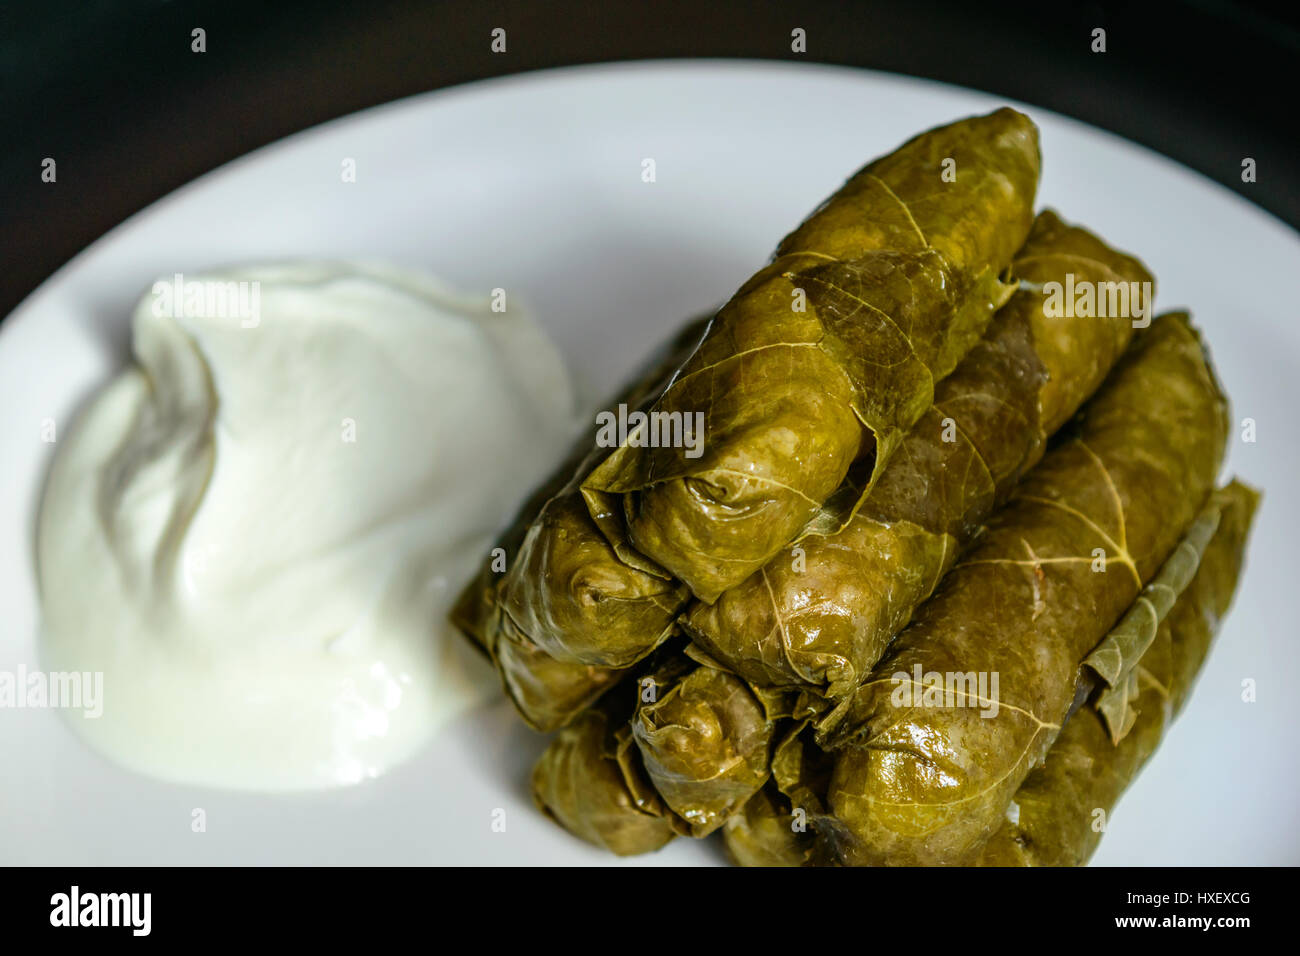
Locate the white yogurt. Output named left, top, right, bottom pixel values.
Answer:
left=36, top=262, right=574, bottom=790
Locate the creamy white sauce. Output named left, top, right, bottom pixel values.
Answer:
left=37, top=262, right=574, bottom=790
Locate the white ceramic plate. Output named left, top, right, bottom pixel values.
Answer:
left=3, top=60, right=1297, bottom=866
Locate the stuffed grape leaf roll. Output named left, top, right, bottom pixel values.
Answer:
left=684, top=211, right=1152, bottom=699
left=976, top=480, right=1258, bottom=866
left=530, top=700, right=685, bottom=856
left=722, top=783, right=817, bottom=867
left=451, top=319, right=707, bottom=729
left=819, top=312, right=1229, bottom=865
left=630, top=664, right=779, bottom=836
left=530, top=647, right=699, bottom=853
left=583, top=109, right=1041, bottom=602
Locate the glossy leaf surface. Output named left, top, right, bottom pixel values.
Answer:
left=584, top=109, right=1041, bottom=601
left=821, top=313, right=1228, bottom=865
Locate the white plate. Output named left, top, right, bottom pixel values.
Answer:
left=2, top=60, right=1297, bottom=866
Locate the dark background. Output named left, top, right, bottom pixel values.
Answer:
left=2, top=0, right=1297, bottom=321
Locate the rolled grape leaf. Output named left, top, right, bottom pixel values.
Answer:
left=631, top=664, right=776, bottom=836
left=451, top=316, right=705, bottom=650
left=684, top=211, right=1152, bottom=698
left=723, top=784, right=817, bottom=867
left=450, top=318, right=707, bottom=728
left=1083, top=496, right=1223, bottom=742
left=451, top=458, right=586, bottom=658
left=498, top=493, right=687, bottom=668
left=491, top=319, right=708, bottom=671
left=819, top=312, right=1229, bottom=866
left=531, top=699, right=686, bottom=856
left=976, top=480, right=1258, bottom=866
left=492, top=611, right=625, bottom=732
left=584, top=109, right=1041, bottom=602
left=771, top=719, right=835, bottom=818
left=1092, top=669, right=1141, bottom=744
left=529, top=646, right=697, bottom=852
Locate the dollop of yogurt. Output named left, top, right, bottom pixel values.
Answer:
left=36, top=262, right=574, bottom=790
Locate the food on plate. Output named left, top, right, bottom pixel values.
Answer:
left=582, top=108, right=1041, bottom=601
left=490, top=614, right=627, bottom=735
left=448, top=108, right=1256, bottom=866
left=631, top=664, right=777, bottom=836
left=451, top=317, right=708, bottom=656
left=623, top=211, right=1152, bottom=825
left=451, top=319, right=707, bottom=730
left=37, top=262, right=574, bottom=790
left=530, top=698, right=684, bottom=857
left=499, top=491, right=684, bottom=669
left=726, top=480, right=1257, bottom=867
left=683, top=211, right=1152, bottom=699
left=722, top=783, right=816, bottom=867
left=1083, top=490, right=1227, bottom=742
left=819, top=313, right=1229, bottom=864
left=975, top=481, right=1258, bottom=866
left=455, top=109, right=1042, bottom=722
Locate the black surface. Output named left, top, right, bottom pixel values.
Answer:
left=2, top=0, right=1297, bottom=321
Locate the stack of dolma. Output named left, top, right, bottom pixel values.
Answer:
left=451, top=108, right=1259, bottom=865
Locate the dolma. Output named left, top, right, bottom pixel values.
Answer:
left=490, top=317, right=710, bottom=673
left=626, top=212, right=1150, bottom=835
left=684, top=211, right=1152, bottom=698
left=1084, top=497, right=1223, bottom=743
left=631, top=664, right=777, bottom=836
left=976, top=480, right=1258, bottom=866
left=722, top=783, right=816, bottom=867
left=820, top=312, right=1229, bottom=865
left=530, top=648, right=698, bottom=853
left=451, top=317, right=705, bottom=651
left=491, top=613, right=626, bottom=732
left=584, top=109, right=1041, bottom=602
left=722, top=719, right=876, bottom=866
left=498, top=492, right=686, bottom=669
left=451, top=318, right=707, bottom=728
left=530, top=700, right=683, bottom=856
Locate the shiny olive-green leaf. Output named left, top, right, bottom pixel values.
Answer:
left=531, top=703, right=681, bottom=856
left=819, top=313, right=1228, bottom=866
left=583, top=109, right=1041, bottom=602
left=450, top=318, right=705, bottom=719
left=684, top=211, right=1153, bottom=699
left=1093, top=667, right=1141, bottom=746
left=492, top=611, right=624, bottom=732
left=632, top=665, right=775, bottom=836
left=975, top=480, right=1258, bottom=866
left=1084, top=495, right=1224, bottom=742
left=771, top=720, right=834, bottom=819
left=449, top=318, right=693, bottom=651
left=723, top=784, right=817, bottom=867
left=498, top=492, right=687, bottom=668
